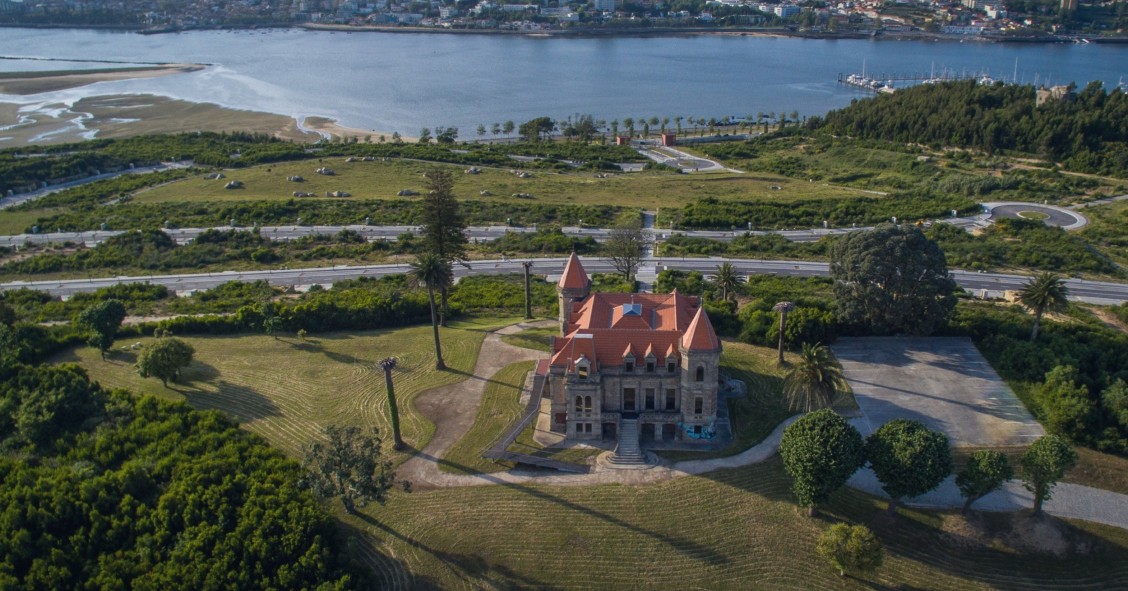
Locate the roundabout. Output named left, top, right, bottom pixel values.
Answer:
left=982, top=201, right=1089, bottom=230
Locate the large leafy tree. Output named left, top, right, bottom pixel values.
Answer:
left=865, top=419, right=953, bottom=516
left=518, top=116, right=556, bottom=142
left=1016, top=271, right=1069, bottom=341
left=604, top=220, right=651, bottom=282
left=136, top=336, right=195, bottom=388
left=419, top=168, right=467, bottom=326
left=816, top=524, right=883, bottom=578
left=783, top=343, right=847, bottom=413
left=410, top=253, right=452, bottom=370
left=1021, top=434, right=1077, bottom=517
left=956, top=450, right=1014, bottom=514
left=303, top=425, right=394, bottom=514
left=830, top=224, right=956, bottom=336
left=779, top=409, right=866, bottom=516
left=75, top=298, right=126, bottom=360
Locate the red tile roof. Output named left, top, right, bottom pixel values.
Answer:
left=551, top=288, right=717, bottom=370
left=682, top=307, right=722, bottom=352
left=558, top=252, right=590, bottom=291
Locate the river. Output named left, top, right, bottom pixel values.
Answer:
left=0, top=27, right=1124, bottom=137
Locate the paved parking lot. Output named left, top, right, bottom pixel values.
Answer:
left=831, top=337, right=1044, bottom=447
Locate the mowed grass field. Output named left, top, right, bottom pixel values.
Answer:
left=133, top=158, right=868, bottom=210
left=63, top=317, right=517, bottom=461
left=59, top=321, right=1128, bottom=588
left=348, top=457, right=1128, bottom=590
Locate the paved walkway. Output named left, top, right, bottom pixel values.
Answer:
left=401, top=324, right=1128, bottom=530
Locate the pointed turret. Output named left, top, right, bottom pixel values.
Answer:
left=557, top=253, right=592, bottom=333
left=558, top=252, right=591, bottom=291
left=681, top=306, right=721, bottom=352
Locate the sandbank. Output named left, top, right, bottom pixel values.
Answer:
left=0, top=64, right=206, bottom=95
left=0, top=94, right=409, bottom=147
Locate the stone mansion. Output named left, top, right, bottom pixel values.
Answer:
left=546, top=254, right=722, bottom=447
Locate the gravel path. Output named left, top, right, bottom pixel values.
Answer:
left=403, top=323, right=1128, bottom=530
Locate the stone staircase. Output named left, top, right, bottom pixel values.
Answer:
left=609, top=419, right=649, bottom=466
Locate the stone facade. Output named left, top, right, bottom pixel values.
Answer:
left=547, top=254, right=722, bottom=445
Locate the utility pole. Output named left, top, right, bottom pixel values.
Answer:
left=523, top=261, right=534, bottom=320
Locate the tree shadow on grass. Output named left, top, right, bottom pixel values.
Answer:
left=285, top=338, right=367, bottom=365
left=402, top=447, right=731, bottom=567
left=341, top=513, right=563, bottom=591
left=818, top=487, right=1128, bottom=590
left=173, top=378, right=282, bottom=422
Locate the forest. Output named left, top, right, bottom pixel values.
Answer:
left=0, top=326, right=368, bottom=590
left=808, top=80, right=1128, bottom=178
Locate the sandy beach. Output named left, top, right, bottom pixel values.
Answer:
left=0, top=66, right=403, bottom=147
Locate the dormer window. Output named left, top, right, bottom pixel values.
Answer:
left=624, top=360, right=634, bottom=373
left=575, top=355, right=590, bottom=380
left=667, top=361, right=677, bottom=373
left=623, top=348, right=635, bottom=373
left=646, top=360, right=655, bottom=372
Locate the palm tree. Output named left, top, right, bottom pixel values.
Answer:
left=773, top=301, right=797, bottom=365
left=410, top=253, right=451, bottom=370
left=1016, top=272, right=1069, bottom=341
left=712, top=262, right=742, bottom=302
left=783, top=343, right=847, bottom=413
left=379, top=357, right=405, bottom=450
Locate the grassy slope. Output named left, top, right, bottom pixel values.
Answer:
left=63, top=320, right=1128, bottom=588
left=349, top=457, right=1128, bottom=590
left=65, top=317, right=517, bottom=461
left=130, top=159, right=859, bottom=209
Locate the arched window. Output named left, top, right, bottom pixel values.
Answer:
left=695, top=366, right=705, bottom=382
left=575, top=395, right=584, bottom=410
left=584, top=396, right=593, bottom=411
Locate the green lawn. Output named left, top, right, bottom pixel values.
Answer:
left=498, top=326, right=557, bottom=353
left=62, top=317, right=518, bottom=461
left=127, top=158, right=862, bottom=210
left=344, top=456, right=1128, bottom=590
left=440, top=360, right=533, bottom=475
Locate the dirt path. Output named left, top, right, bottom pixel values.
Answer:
left=397, top=320, right=554, bottom=485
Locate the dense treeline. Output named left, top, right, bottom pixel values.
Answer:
left=665, top=193, right=978, bottom=230
left=0, top=329, right=367, bottom=589
left=661, top=233, right=830, bottom=259
left=485, top=228, right=600, bottom=255
left=946, top=303, right=1128, bottom=454
left=926, top=218, right=1119, bottom=275
left=809, top=80, right=1128, bottom=178
left=1, top=229, right=419, bottom=276
left=23, top=198, right=622, bottom=234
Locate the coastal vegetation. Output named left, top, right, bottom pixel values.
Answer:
left=0, top=334, right=369, bottom=589
left=809, top=79, right=1128, bottom=178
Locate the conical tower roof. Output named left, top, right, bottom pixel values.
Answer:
left=681, top=306, right=721, bottom=352
left=558, top=252, right=590, bottom=291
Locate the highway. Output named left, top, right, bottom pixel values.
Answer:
left=4, top=256, right=1128, bottom=305
left=0, top=218, right=987, bottom=249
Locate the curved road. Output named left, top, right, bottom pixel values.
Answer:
left=982, top=201, right=1088, bottom=230
left=4, top=256, right=1128, bottom=304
